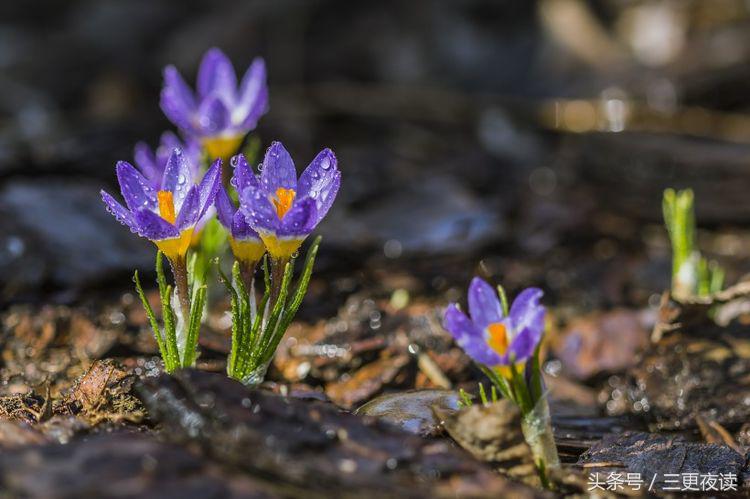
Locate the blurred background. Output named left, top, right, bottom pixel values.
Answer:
left=3, top=0, right=750, bottom=311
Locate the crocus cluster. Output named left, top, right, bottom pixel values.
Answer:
left=100, top=47, right=339, bottom=380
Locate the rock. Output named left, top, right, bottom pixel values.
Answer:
left=578, top=432, right=745, bottom=491
left=355, top=389, right=460, bottom=436
left=0, top=179, right=152, bottom=295
left=136, top=369, right=545, bottom=498
left=0, top=433, right=260, bottom=498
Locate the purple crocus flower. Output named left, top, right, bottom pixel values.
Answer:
left=239, top=141, right=341, bottom=260
left=214, top=154, right=265, bottom=266
left=101, top=148, right=222, bottom=261
left=443, top=277, right=545, bottom=379
left=160, top=47, right=268, bottom=161
left=132, top=131, right=201, bottom=189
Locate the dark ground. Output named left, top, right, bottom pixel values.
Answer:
left=2, top=1, right=750, bottom=497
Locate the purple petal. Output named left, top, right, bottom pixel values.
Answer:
left=116, top=161, right=156, bottom=212
left=297, top=148, right=340, bottom=223
left=214, top=184, right=235, bottom=229
left=506, top=326, right=542, bottom=364
left=175, top=186, right=200, bottom=230
left=231, top=153, right=259, bottom=192
left=260, top=141, right=297, bottom=193
left=197, top=47, right=237, bottom=101
left=232, top=210, right=260, bottom=240
left=133, top=142, right=160, bottom=187
left=101, top=190, right=136, bottom=231
left=160, top=66, right=196, bottom=133
left=161, top=148, right=193, bottom=208
left=468, top=277, right=504, bottom=330
left=240, top=184, right=279, bottom=233
left=196, top=159, right=222, bottom=220
left=444, top=304, right=500, bottom=366
left=197, top=95, right=230, bottom=136
left=237, top=57, right=268, bottom=128
left=277, top=197, right=317, bottom=237
left=133, top=209, right=179, bottom=240
left=509, top=288, right=545, bottom=339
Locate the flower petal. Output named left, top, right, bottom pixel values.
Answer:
left=231, top=153, right=259, bottom=192
left=133, top=209, right=179, bottom=240
left=468, top=277, right=504, bottom=330
left=196, top=159, right=222, bottom=220
left=444, top=304, right=500, bottom=366
left=506, top=326, right=542, bottom=364
left=116, top=161, right=156, bottom=212
left=175, top=186, right=200, bottom=230
left=509, top=288, right=545, bottom=339
left=214, top=184, right=235, bottom=229
left=297, top=148, right=340, bottom=223
left=232, top=210, right=260, bottom=240
left=161, top=148, right=193, bottom=209
left=240, top=184, right=279, bottom=233
left=197, top=95, right=231, bottom=136
left=260, top=141, right=297, bottom=193
left=101, top=190, right=136, bottom=231
left=133, top=141, right=160, bottom=187
left=197, top=47, right=237, bottom=102
left=237, top=57, right=268, bottom=128
left=277, top=197, right=317, bottom=237
left=160, top=66, right=196, bottom=133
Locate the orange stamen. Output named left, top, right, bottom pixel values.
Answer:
left=487, top=323, right=509, bottom=356
left=272, top=187, right=296, bottom=219
left=157, top=190, right=176, bottom=224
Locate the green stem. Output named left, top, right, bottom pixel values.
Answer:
left=169, top=255, right=191, bottom=323
left=270, top=256, right=288, bottom=306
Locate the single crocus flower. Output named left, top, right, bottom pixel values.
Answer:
left=443, top=278, right=545, bottom=379
left=133, top=131, right=202, bottom=189
left=240, top=141, right=340, bottom=261
left=101, top=148, right=222, bottom=262
left=160, top=47, right=268, bottom=160
left=215, top=154, right=266, bottom=285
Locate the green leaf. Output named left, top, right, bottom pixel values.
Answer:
left=496, top=284, right=509, bottom=317
left=182, top=284, right=206, bottom=367
left=134, top=270, right=171, bottom=372
left=529, top=343, right=544, bottom=406
left=478, top=382, right=488, bottom=406
left=162, top=284, right=179, bottom=369
left=257, top=259, right=295, bottom=365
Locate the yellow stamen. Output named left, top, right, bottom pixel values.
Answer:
left=487, top=322, right=515, bottom=380
left=157, top=191, right=176, bottom=224
left=272, top=188, right=296, bottom=219
left=229, top=237, right=267, bottom=264
left=487, top=323, right=508, bottom=355
left=202, top=134, right=245, bottom=161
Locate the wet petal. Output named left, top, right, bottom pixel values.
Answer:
left=231, top=153, right=259, bottom=192
left=101, top=190, right=136, bottom=231
left=175, top=186, right=200, bottom=230
left=214, top=184, right=235, bottom=229
left=196, top=159, right=222, bottom=220
left=277, top=197, right=317, bottom=237
left=240, top=184, right=279, bottom=233
left=133, top=209, right=179, bottom=240
left=197, top=47, right=237, bottom=101
left=444, top=304, right=500, bottom=366
left=298, top=148, right=340, bottom=223
left=116, top=161, right=156, bottom=212
left=231, top=210, right=260, bottom=240
left=161, top=148, right=193, bottom=208
left=260, top=141, right=297, bottom=192
left=468, top=277, right=504, bottom=330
